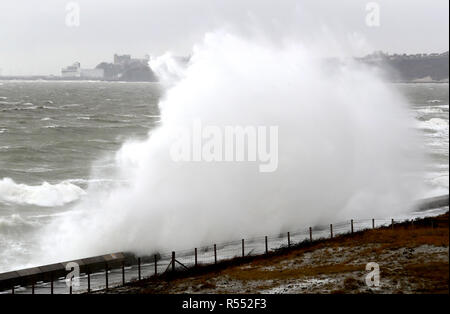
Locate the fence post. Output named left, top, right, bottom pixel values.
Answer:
left=11, top=284, right=14, bottom=295
left=330, top=224, right=333, bottom=238
left=372, top=218, right=375, bottom=229
left=154, top=255, right=157, bottom=275
left=69, top=277, right=73, bottom=295
left=50, top=272, right=54, bottom=294
left=431, top=219, right=434, bottom=229
left=242, top=239, right=245, bottom=257
left=391, top=218, right=394, bottom=230
left=351, top=219, right=354, bottom=234
left=265, top=236, right=268, bottom=255
left=32, top=282, right=35, bottom=295
left=309, top=227, right=312, bottom=242
left=195, top=248, right=198, bottom=267
left=87, top=272, right=91, bottom=293
left=105, top=263, right=109, bottom=291
left=138, top=257, right=141, bottom=280
left=171, top=252, right=175, bottom=272
left=122, top=261, right=125, bottom=286
left=214, top=244, right=217, bottom=264
left=287, top=232, right=291, bottom=248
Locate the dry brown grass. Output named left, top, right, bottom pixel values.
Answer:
left=220, top=264, right=363, bottom=281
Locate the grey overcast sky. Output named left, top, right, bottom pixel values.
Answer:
left=0, top=0, right=448, bottom=75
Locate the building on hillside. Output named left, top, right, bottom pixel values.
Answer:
left=61, top=62, right=104, bottom=79
left=61, top=62, right=81, bottom=77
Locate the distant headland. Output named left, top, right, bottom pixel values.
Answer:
left=0, top=51, right=448, bottom=83
left=358, top=51, right=449, bottom=83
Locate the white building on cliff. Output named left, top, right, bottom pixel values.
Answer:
left=61, top=62, right=104, bottom=79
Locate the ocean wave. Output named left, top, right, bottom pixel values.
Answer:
left=427, top=99, right=442, bottom=103
left=61, top=103, right=82, bottom=108
left=0, top=101, right=21, bottom=106
left=143, top=114, right=161, bottom=118
left=415, top=107, right=446, bottom=114
left=0, top=178, right=86, bottom=207
left=0, top=105, right=57, bottom=112
left=25, top=167, right=54, bottom=173
left=417, top=118, right=449, bottom=134
left=43, top=125, right=65, bottom=129
left=42, top=105, right=58, bottom=110
left=65, top=178, right=129, bottom=189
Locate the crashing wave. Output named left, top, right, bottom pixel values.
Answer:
left=0, top=178, right=86, bottom=207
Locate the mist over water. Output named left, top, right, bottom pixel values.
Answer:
left=28, top=32, right=426, bottom=264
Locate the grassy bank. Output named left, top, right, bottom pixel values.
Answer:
left=102, top=213, right=449, bottom=294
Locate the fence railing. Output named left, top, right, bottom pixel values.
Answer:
left=1, top=204, right=447, bottom=295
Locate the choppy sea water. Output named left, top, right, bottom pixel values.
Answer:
left=0, top=81, right=448, bottom=274
left=0, top=81, right=162, bottom=272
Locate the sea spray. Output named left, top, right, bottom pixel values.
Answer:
left=34, top=32, right=424, bottom=264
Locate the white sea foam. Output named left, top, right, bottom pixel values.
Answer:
left=417, top=118, right=449, bottom=136
left=42, top=105, right=58, bottom=110
left=61, top=103, right=82, bottom=108
left=43, top=125, right=67, bottom=129
left=0, top=178, right=86, bottom=207
left=415, top=107, right=445, bottom=114
left=424, top=174, right=450, bottom=197
left=143, top=115, right=161, bottom=118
